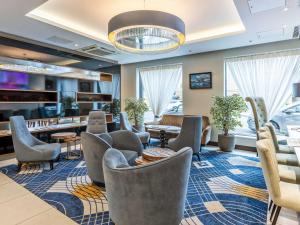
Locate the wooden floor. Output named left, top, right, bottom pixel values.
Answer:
left=0, top=146, right=299, bottom=224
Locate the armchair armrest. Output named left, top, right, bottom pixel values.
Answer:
left=32, top=135, right=46, bottom=145
left=144, top=121, right=160, bottom=126
left=201, top=125, right=212, bottom=145
left=109, top=130, right=143, bottom=156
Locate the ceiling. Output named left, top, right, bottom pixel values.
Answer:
left=26, top=0, right=245, bottom=44
left=0, top=0, right=299, bottom=65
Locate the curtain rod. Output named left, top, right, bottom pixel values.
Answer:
left=137, top=62, right=183, bottom=70
left=224, top=47, right=300, bottom=60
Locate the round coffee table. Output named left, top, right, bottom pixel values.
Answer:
left=145, top=125, right=181, bottom=147
left=135, top=148, right=175, bottom=165
left=51, top=132, right=80, bottom=160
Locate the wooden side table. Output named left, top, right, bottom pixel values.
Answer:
left=135, top=148, right=175, bottom=165
left=51, top=132, right=81, bottom=160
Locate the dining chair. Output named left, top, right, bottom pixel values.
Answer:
left=256, top=138, right=300, bottom=225
left=265, top=123, right=294, bottom=154
left=245, top=97, right=268, bottom=140
left=258, top=126, right=299, bottom=166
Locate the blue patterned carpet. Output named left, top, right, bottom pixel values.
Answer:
left=0, top=149, right=268, bottom=225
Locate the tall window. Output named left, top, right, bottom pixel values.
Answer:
left=225, top=50, right=300, bottom=136
left=138, top=64, right=183, bottom=122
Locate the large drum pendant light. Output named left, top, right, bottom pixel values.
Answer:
left=108, top=10, right=185, bottom=54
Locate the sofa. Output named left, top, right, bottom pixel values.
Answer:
left=145, top=114, right=211, bottom=145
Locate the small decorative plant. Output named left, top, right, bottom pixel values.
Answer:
left=210, top=95, right=247, bottom=135
left=124, top=98, right=149, bottom=127
left=210, top=95, right=247, bottom=151
left=61, top=96, right=78, bottom=110
left=61, top=96, right=79, bottom=117
left=102, top=98, right=121, bottom=121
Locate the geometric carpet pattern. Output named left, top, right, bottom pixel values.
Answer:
left=0, top=149, right=268, bottom=225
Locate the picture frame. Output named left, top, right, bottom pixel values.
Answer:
left=189, top=72, right=212, bottom=89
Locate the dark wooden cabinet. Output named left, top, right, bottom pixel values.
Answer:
left=76, top=92, right=112, bottom=103
left=0, top=89, right=57, bottom=103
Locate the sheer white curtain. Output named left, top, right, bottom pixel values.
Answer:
left=140, top=64, right=182, bottom=117
left=226, top=51, right=300, bottom=119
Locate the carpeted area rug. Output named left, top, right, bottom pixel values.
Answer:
left=0, top=149, right=268, bottom=225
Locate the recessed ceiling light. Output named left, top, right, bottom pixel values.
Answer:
left=74, top=43, right=79, bottom=47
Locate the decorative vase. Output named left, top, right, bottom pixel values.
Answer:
left=218, top=134, right=236, bottom=152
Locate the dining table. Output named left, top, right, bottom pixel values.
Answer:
left=287, top=125, right=300, bottom=162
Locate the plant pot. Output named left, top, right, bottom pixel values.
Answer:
left=218, top=134, right=236, bottom=152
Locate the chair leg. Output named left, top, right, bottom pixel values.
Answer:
left=193, top=153, right=201, bottom=161
left=49, top=160, right=54, bottom=170
left=55, top=154, right=60, bottom=162
left=272, top=206, right=281, bottom=225
left=17, top=161, right=22, bottom=172
left=270, top=204, right=277, bottom=221
left=269, top=199, right=273, bottom=211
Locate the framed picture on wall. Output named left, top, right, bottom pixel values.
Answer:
left=189, top=72, right=212, bottom=89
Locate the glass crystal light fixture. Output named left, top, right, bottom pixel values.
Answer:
left=108, top=10, right=185, bottom=54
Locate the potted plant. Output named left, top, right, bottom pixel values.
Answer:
left=61, top=96, right=79, bottom=117
left=210, top=95, right=247, bottom=152
left=124, top=98, right=149, bottom=131
left=102, top=99, right=121, bottom=121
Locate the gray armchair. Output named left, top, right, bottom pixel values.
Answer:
left=81, top=130, right=143, bottom=186
left=120, top=112, right=150, bottom=146
left=10, top=116, right=61, bottom=171
left=86, top=111, right=107, bottom=135
left=103, top=147, right=193, bottom=225
left=168, top=116, right=202, bottom=160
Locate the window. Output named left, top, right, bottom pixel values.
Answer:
left=225, top=51, right=300, bottom=136
left=138, top=64, right=183, bottom=122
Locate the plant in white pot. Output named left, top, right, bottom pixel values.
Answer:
left=210, top=95, right=247, bottom=152
left=124, top=98, right=149, bottom=131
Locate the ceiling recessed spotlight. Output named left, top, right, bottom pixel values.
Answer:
left=74, top=43, right=79, bottom=47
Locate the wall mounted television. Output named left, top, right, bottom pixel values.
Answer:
left=0, top=70, right=29, bottom=89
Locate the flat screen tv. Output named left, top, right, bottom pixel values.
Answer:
left=0, top=70, right=29, bottom=89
